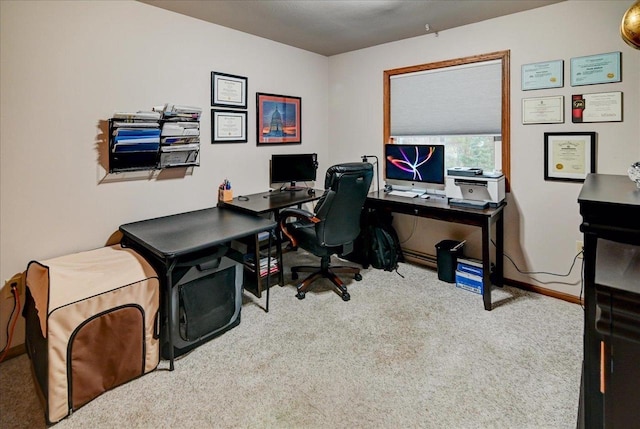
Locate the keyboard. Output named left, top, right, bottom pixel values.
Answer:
left=388, top=190, right=423, bottom=198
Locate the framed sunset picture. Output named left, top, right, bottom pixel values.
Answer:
left=256, top=93, right=301, bottom=145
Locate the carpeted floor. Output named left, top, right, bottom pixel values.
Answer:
left=0, top=251, right=583, bottom=428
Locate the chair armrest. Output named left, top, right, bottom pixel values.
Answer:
left=279, top=208, right=320, bottom=247
left=279, top=207, right=316, bottom=220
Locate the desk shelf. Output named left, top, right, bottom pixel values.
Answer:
left=219, top=189, right=324, bottom=298
left=233, top=231, right=281, bottom=298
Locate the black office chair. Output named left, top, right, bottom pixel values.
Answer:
left=279, top=162, right=373, bottom=301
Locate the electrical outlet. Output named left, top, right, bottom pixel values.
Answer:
left=576, top=240, right=584, bottom=258
left=3, top=273, right=24, bottom=300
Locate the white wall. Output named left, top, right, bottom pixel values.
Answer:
left=328, top=1, right=639, bottom=297
left=0, top=0, right=328, bottom=348
left=1, top=0, right=638, bottom=351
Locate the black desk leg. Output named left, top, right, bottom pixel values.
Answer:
left=165, top=258, right=178, bottom=371
left=272, top=209, right=285, bottom=286
left=495, top=211, right=504, bottom=287
left=266, top=232, right=272, bottom=313
left=482, top=219, right=492, bottom=311
left=276, top=233, right=284, bottom=286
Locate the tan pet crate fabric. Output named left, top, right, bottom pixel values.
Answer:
left=25, top=244, right=160, bottom=424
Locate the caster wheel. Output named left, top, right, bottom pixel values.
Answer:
left=296, top=291, right=306, bottom=300
left=354, top=273, right=362, bottom=281
left=292, top=272, right=299, bottom=280
left=341, top=292, right=351, bottom=301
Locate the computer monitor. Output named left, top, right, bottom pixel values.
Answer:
left=384, top=144, right=445, bottom=191
left=270, top=153, right=318, bottom=190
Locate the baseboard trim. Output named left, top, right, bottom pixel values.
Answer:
left=403, top=249, right=437, bottom=266
left=401, top=248, right=582, bottom=306
left=1, top=343, right=26, bottom=362
left=504, top=277, right=583, bottom=305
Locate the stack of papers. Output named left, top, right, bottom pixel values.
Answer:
left=112, top=111, right=161, bottom=121
left=112, top=127, right=160, bottom=153
left=161, top=122, right=200, bottom=137
left=110, top=104, right=201, bottom=169
left=162, top=104, right=202, bottom=121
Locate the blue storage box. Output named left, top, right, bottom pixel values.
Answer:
left=456, top=260, right=483, bottom=277
left=455, top=269, right=483, bottom=294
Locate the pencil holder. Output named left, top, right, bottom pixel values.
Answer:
left=218, top=189, right=233, bottom=202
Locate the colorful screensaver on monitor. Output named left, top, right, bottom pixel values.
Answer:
left=384, top=144, right=445, bottom=184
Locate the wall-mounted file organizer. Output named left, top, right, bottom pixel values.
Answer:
left=108, top=105, right=201, bottom=173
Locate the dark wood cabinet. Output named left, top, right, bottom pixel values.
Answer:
left=578, top=174, right=640, bottom=428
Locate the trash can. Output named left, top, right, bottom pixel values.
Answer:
left=435, top=240, right=465, bottom=283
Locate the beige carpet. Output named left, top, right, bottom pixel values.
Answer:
left=0, top=250, right=583, bottom=428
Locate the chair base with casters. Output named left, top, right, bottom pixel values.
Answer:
left=291, top=254, right=362, bottom=301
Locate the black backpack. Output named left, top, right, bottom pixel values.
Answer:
left=341, top=210, right=402, bottom=272
left=368, top=225, right=398, bottom=271
left=343, top=210, right=403, bottom=272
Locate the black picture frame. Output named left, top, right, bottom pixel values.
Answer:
left=544, top=132, right=596, bottom=182
left=211, top=109, right=247, bottom=143
left=211, top=72, right=248, bottom=109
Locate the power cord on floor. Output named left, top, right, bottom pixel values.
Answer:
left=493, top=238, right=585, bottom=307
left=0, top=284, right=21, bottom=363
left=579, top=259, right=585, bottom=310
left=494, top=238, right=584, bottom=277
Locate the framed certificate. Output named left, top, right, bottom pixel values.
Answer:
left=571, top=91, right=622, bottom=123
left=521, top=60, right=563, bottom=90
left=522, top=96, right=564, bottom=124
left=570, top=52, right=621, bottom=86
left=211, top=72, right=248, bottom=109
left=211, top=110, right=247, bottom=143
left=544, top=132, right=596, bottom=182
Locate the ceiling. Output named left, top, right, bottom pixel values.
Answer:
left=138, top=0, right=565, bottom=57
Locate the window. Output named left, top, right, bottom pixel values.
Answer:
left=393, top=135, right=500, bottom=173
left=384, top=51, right=510, bottom=187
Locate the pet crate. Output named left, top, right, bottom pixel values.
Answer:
left=24, top=244, right=160, bottom=424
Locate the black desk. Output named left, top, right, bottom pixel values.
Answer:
left=365, top=191, right=505, bottom=311
left=119, top=207, right=276, bottom=370
left=219, top=189, right=323, bottom=293
left=219, top=188, right=323, bottom=217
left=578, top=174, right=640, bottom=428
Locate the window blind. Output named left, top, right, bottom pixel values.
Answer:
left=390, top=60, right=502, bottom=136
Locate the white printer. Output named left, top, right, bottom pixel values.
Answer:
left=445, top=168, right=505, bottom=206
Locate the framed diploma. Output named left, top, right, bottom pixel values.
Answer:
left=570, top=52, right=621, bottom=86
left=521, top=60, right=563, bottom=90
left=211, top=72, right=248, bottom=109
left=211, top=110, right=247, bottom=143
left=522, top=96, right=564, bottom=124
left=544, top=132, right=596, bottom=182
left=256, top=93, right=301, bottom=145
left=571, top=91, right=622, bottom=123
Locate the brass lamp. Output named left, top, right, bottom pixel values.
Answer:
left=621, top=1, right=640, bottom=49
